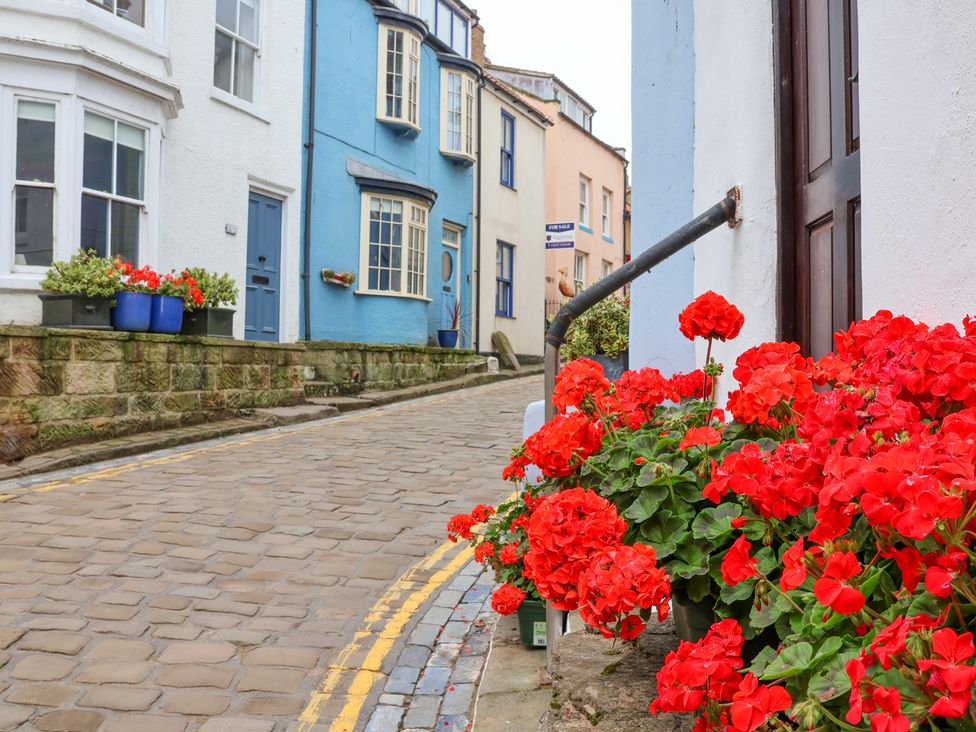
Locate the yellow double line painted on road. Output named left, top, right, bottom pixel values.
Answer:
left=298, top=540, right=473, bottom=731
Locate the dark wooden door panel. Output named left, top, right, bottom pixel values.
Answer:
left=786, top=0, right=861, bottom=355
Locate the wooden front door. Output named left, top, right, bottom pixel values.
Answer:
left=778, top=0, right=861, bottom=358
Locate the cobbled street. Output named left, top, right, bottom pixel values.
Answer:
left=0, top=376, right=541, bottom=732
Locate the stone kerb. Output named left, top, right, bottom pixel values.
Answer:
left=0, top=326, right=305, bottom=462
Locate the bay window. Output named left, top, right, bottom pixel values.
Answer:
left=440, top=68, right=476, bottom=162
left=361, top=194, right=429, bottom=298
left=81, top=112, right=146, bottom=263
left=14, top=100, right=56, bottom=268
left=377, top=24, right=421, bottom=131
left=87, top=0, right=146, bottom=26
left=214, top=0, right=259, bottom=102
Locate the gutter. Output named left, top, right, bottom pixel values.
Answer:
left=301, top=0, right=318, bottom=342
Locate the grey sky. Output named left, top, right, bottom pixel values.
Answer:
left=473, top=0, right=633, bottom=156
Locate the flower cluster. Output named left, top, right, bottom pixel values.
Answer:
left=116, top=263, right=205, bottom=308
left=678, top=291, right=745, bottom=342
left=650, top=619, right=790, bottom=732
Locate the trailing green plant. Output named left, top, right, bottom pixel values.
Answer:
left=562, top=295, right=629, bottom=359
left=39, top=250, right=124, bottom=299
left=185, top=267, right=238, bottom=308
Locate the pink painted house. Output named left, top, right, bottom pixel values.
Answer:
left=485, top=66, right=628, bottom=307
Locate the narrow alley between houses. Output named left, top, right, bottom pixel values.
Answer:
left=0, top=376, right=541, bottom=732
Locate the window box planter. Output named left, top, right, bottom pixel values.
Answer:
left=38, top=293, right=113, bottom=330
left=437, top=328, right=459, bottom=348
left=324, top=276, right=351, bottom=288
left=110, top=291, right=153, bottom=332
left=149, top=294, right=184, bottom=334
left=180, top=307, right=235, bottom=338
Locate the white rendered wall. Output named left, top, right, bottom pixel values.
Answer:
left=164, top=0, right=304, bottom=342
left=857, top=1, right=976, bottom=326
left=691, top=0, right=779, bottom=402
left=478, top=87, right=548, bottom=357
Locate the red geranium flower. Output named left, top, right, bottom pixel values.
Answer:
left=678, top=291, right=745, bottom=342
left=721, top=536, right=758, bottom=586
left=474, top=541, right=495, bottom=564
left=499, top=543, right=520, bottom=565
left=728, top=673, right=792, bottom=732
left=779, top=538, right=806, bottom=592
left=813, top=551, right=865, bottom=614
left=522, top=412, right=604, bottom=478
left=679, top=426, right=722, bottom=452
left=523, top=488, right=626, bottom=611
left=446, top=514, right=476, bottom=543
left=490, top=584, right=526, bottom=615
left=470, top=504, right=495, bottom=524
left=552, top=358, right=612, bottom=415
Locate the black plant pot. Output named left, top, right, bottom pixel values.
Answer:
left=590, top=351, right=629, bottom=381
left=180, top=307, right=235, bottom=338
left=671, top=591, right=718, bottom=642
left=38, top=293, right=113, bottom=330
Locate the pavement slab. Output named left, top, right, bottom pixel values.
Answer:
left=0, top=375, right=542, bottom=730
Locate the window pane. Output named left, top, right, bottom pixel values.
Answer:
left=16, top=101, right=55, bottom=183
left=216, top=0, right=237, bottom=30
left=238, top=0, right=258, bottom=41
left=116, top=123, right=144, bottom=200
left=436, top=1, right=452, bottom=43
left=83, top=114, right=114, bottom=193
left=111, top=201, right=140, bottom=263
left=452, top=13, right=465, bottom=54
left=116, top=0, right=144, bottom=26
left=14, top=186, right=54, bottom=267
left=88, top=0, right=114, bottom=12
left=214, top=30, right=234, bottom=93
left=234, top=42, right=255, bottom=102
left=81, top=194, right=109, bottom=257
left=441, top=251, right=453, bottom=282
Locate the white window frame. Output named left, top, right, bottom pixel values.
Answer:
left=11, top=97, right=58, bottom=273
left=574, top=251, right=587, bottom=290
left=80, top=109, right=147, bottom=263
left=601, top=259, right=612, bottom=279
left=579, top=175, right=590, bottom=227
left=357, top=192, right=431, bottom=300
left=440, top=68, right=476, bottom=162
left=442, top=222, right=462, bottom=249
left=377, top=24, right=422, bottom=132
left=214, top=0, right=261, bottom=104
left=602, top=188, right=612, bottom=237
left=0, top=79, right=161, bottom=291
left=86, top=0, right=147, bottom=27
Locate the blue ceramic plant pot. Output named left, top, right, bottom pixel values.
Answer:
left=149, top=294, right=185, bottom=334
left=110, top=291, right=152, bottom=332
left=437, top=329, right=459, bottom=348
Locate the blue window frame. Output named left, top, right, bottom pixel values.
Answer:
left=500, top=112, right=515, bottom=187
left=496, top=241, right=514, bottom=317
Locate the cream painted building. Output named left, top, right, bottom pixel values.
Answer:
left=474, top=73, right=550, bottom=358
left=486, top=65, right=628, bottom=308
left=0, top=0, right=304, bottom=341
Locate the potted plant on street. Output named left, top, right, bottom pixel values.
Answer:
left=437, top=298, right=462, bottom=349
left=561, top=295, right=630, bottom=380
left=38, top=249, right=123, bottom=330
left=180, top=268, right=238, bottom=338
left=151, top=270, right=203, bottom=334
left=111, top=263, right=159, bottom=332
left=448, top=487, right=549, bottom=648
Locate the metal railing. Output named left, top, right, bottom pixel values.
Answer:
left=542, top=188, right=741, bottom=662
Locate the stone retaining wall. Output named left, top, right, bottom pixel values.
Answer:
left=303, top=340, right=487, bottom=395
left=0, top=326, right=305, bottom=462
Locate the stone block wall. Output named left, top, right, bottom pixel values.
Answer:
left=303, top=341, right=487, bottom=394
left=0, top=326, right=305, bottom=462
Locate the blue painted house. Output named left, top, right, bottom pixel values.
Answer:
left=301, top=0, right=480, bottom=346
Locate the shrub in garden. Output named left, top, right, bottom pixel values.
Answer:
left=456, top=288, right=976, bottom=731
left=40, top=249, right=124, bottom=298
left=158, top=271, right=204, bottom=310
left=185, top=267, right=238, bottom=309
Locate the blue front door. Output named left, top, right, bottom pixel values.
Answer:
left=245, top=192, right=282, bottom=342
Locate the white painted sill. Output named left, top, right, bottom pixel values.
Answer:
left=209, top=88, right=271, bottom=124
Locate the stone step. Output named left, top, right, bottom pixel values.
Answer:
left=249, top=404, right=339, bottom=426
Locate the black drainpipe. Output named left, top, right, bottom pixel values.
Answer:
left=301, top=0, right=318, bottom=342
left=474, top=77, right=485, bottom=353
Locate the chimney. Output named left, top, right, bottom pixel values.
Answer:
left=472, top=21, right=488, bottom=66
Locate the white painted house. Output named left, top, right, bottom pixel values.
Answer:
left=631, top=0, right=976, bottom=398
left=474, top=72, right=550, bottom=358
left=0, top=0, right=304, bottom=342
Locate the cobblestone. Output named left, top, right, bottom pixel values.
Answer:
left=0, top=376, right=540, bottom=730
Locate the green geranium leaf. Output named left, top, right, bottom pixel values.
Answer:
left=608, top=447, right=633, bottom=471
left=719, top=578, right=756, bottom=604
left=636, top=463, right=661, bottom=487
left=670, top=542, right=709, bottom=579
left=750, top=599, right=783, bottom=630
left=762, top=642, right=814, bottom=679
left=673, top=481, right=705, bottom=502
left=812, top=636, right=844, bottom=665
left=622, top=486, right=670, bottom=522
left=747, top=645, right=780, bottom=678
left=686, top=572, right=713, bottom=603
left=806, top=650, right=857, bottom=701
left=692, top=504, right=743, bottom=541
